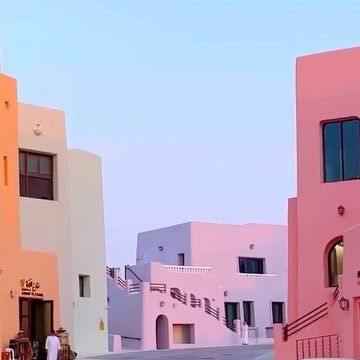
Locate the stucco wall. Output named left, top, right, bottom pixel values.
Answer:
left=137, top=223, right=192, bottom=265
left=68, top=149, right=108, bottom=354
left=0, top=75, right=60, bottom=349
left=112, top=221, right=287, bottom=346
left=295, top=48, right=360, bottom=315
left=107, top=278, right=143, bottom=344
left=18, top=103, right=75, bottom=340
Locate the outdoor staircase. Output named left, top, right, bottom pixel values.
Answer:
left=106, top=266, right=237, bottom=333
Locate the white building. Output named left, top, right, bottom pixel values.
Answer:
left=107, top=222, right=287, bottom=350
left=18, top=103, right=108, bottom=355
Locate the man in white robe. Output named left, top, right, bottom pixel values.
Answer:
left=45, top=330, right=61, bottom=360
left=242, top=321, right=249, bottom=345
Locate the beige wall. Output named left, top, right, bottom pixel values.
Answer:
left=68, top=149, right=108, bottom=353
left=18, top=103, right=108, bottom=353
left=18, top=103, right=74, bottom=340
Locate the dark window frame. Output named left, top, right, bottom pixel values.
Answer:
left=243, top=301, right=254, bottom=327
left=238, top=257, right=265, bottom=274
left=271, top=301, right=285, bottom=324
left=323, top=117, right=360, bottom=183
left=19, top=150, right=54, bottom=200
left=79, top=274, right=91, bottom=298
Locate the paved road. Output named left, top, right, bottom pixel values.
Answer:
left=87, top=345, right=273, bottom=360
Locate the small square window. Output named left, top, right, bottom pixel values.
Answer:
left=79, top=275, right=91, bottom=298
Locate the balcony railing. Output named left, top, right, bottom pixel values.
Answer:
left=238, top=273, right=277, bottom=278
left=164, top=265, right=213, bottom=274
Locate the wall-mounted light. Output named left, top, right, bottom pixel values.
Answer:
left=223, top=290, right=228, bottom=297
left=160, top=301, right=165, bottom=307
left=249, top=244, right=255, bottom=250
left=339, top=297, right=350, bottom=311
left=158, top=246, right=163, bottom=251
left=33, top=123, right=42, bottom=136
left=10, top=290, right=16, bottom=298
left=337, top=205, right=345, bottom=216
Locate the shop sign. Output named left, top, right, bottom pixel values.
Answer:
left=20, top=278, right=44, bottom=297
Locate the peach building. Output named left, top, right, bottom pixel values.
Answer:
left=275, top=47, right=360, bottom=360
left=107, top=222, right=287, bottom=350
left=0, top=71, right=108, bottom=357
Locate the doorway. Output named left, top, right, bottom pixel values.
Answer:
left=156, top=315, right=169, bottom=349
left=19, top=298, right=53, bottom=359
left=225, top=302, right=239, bottom=328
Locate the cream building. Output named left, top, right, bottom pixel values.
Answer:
left=18, top=103, right=108, bottom=354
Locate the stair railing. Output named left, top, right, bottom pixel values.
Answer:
left=283, top=302, right=328, bottom=341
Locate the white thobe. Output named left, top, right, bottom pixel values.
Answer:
left=45, top=335, right=61, bottom=360
left=242, top=324, right=249, bottom=345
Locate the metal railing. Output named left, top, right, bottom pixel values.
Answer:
left=125, top=266, right=143, bottom=283
left=170, top=288, right=187, bottom=304
left=333, top=286, right=339, bottom=301
left=296, top=334, right=339, bottom=359
left=283, top=302, right=328, bottom=341
left=117, top=276, right=127, bottom=290
left=128, top=283, right=140, bottom=294
left=205, top=303, right=219, bottom=320
left=222, top=317, right=236, bottom=332
left=150, top=283, right=166, bottom=293
left=190, top=296, right=201, bottom=308
left=106, top=266, right=115, bottom=278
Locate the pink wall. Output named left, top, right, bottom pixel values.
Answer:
left=295, top=48, right=360, bottom=315
left=276, top=47, right=360, bottom=360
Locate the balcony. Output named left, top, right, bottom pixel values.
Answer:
left=238, top=273, right=277, bottom=278
left=164, top=265, right=213, bottom=274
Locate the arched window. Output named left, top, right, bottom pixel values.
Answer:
left=328, top=239, right=344, bottom=287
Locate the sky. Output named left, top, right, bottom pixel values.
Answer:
left=1, top=1, right=360, bottom=270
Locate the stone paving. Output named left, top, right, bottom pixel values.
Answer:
left=86, top=344, right=273, bottom=360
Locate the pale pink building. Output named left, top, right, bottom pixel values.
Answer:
left=275, top=47, right=360, bottom=360
left=107, top=222, right=287, bottom=350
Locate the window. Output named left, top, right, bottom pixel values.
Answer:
left=19, top=151, right=53, bottom=200
left=328, top=239, right=344, bottom=287
left=239, top=257, right=265, bottom=274
left=177, top=253, right=185, bottom=266
left=323, top=118, right=360, bottom=182
left=172, top=324, right=194, bottom=344
left=79, top=275, right=91, bottom=297
left=272, top=302, right=285, bottom=324
left=243, top=301, right=254, bottom=326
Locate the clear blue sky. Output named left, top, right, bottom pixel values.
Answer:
left=1, top=1, right=360, bottom=269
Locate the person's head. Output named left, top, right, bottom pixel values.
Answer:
left=49, top=329, right=56, bottom=336
left=243, top=321, right=247, bottom=326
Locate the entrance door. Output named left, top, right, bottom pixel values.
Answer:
left=19, top=299, right=53, bottom=360
left=156, top=315, right=169, bottom=349
left=225, top=302, right=239, bottom=328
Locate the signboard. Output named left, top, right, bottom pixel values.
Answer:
left=20, top=278, right=44, bottom=297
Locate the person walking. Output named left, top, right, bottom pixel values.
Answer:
left=242, top=321, right=249, bottom=345
left=45, top=330, right=61, bottom=360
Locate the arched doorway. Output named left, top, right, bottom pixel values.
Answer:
left=328, top=238, right=344, bottom=287
left=156, top=315, right=169, bottom=349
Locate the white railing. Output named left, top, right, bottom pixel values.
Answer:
left=238, top=273, right=277, bottom=278
left=164, top=265, right=213, bottom=274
